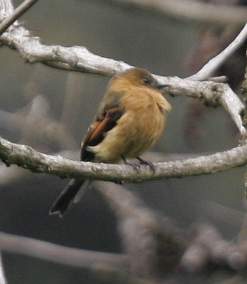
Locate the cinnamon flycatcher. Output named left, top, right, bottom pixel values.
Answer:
left=49, top=68, right=171, bottom=217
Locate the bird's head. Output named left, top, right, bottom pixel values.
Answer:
left=111, top=68, right=167, bottom=91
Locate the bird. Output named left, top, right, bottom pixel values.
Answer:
left=49, top=68, right=171, bottom=217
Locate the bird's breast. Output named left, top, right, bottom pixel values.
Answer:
left=121, top=98, right=166, bottom=158
left=89, top=89, right=171, bottom=162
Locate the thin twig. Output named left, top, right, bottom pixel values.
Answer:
left=188, top=23, right=247, bottom=81
left=0, top=0, right=38, bottom=36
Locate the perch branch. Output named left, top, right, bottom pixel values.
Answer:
left=1, top=136, right=247, bottom=182
left=99, top=0, right=247, bottom=25
left=0, top=0, right=38, bottom=35
left=188, top=23, right=247, bottom=81
left=0, top=150, right=202, bottom=186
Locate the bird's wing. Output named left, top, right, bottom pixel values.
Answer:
left=80, top=106, right=124, bottom=161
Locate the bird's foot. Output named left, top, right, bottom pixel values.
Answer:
left=136, top=157, right=155, bottom=173
left=121, top=156, right=141, bottom=173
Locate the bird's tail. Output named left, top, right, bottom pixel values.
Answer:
left=49, top=179, right=89, bottom=217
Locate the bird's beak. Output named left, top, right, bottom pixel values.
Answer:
left=156, top=83, right=169, bottom=91
left=152, top=78, right=169, bottom=91
left=153, top=82, right=168, bottom=93
left=152, top=77, right=168, bottom=90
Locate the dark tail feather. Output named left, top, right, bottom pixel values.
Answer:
left=49, top=179, right=88, bottom=217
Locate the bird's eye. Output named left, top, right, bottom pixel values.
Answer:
left=143, top=77, right=151, bottom=85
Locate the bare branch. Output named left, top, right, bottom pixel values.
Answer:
left=1, top=136, right=247, bottom=182
left=99, top=0, right=247, bottom=25
left=0, top=0, right=38, bottom=35
left=188, top=24, right=247, bottom=81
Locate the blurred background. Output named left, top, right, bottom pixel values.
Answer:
left=0, top=0, right=246, bottom=283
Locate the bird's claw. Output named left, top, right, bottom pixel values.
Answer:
left=136, top=157, right=156, bottom=173
left=121, top=156, right=142, bottom=173
left=121, top=156, right=155, bottom=174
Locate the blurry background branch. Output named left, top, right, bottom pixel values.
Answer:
left=0, top=214, right=247, bottom=275
left=96, top=182, right=185, bottom=276
left=98, top=0, right=247, bottom=25
left=0, top=96, right=77, bottom=150
left=180, top=224, right=247, bottom=272
left=0, top=231, right=127, bottom=272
